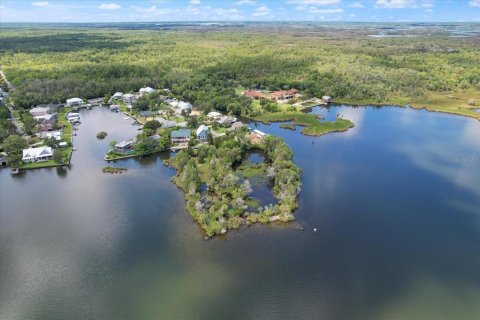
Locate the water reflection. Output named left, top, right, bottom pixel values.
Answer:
left=2, top=106, right=480, bottom=319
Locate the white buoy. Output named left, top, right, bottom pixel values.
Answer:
left=313, top=228, right=317, bottom=232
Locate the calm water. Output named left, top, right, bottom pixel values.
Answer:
left=1, top=106, right=480, bottom=320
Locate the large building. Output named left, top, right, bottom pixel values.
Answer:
left=171, top=129, right=191, bottom=145
left=22, top=146, right=53, bottom=163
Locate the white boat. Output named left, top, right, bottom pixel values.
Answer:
left=124, top=117, right=131, bottom=120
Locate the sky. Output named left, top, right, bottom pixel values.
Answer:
left=0, top=0, right=479, bottom=23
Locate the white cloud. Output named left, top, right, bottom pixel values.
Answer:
left=235, top=0, right=257, bottom=5
left=296, top=5, right=343, bottom=13
left=252, top=5, right=271, bottom=16
left=349, top=2, right=364, bottom=8
left=190, top=0, right=201, bottom=4
left=375, top=0, right=434, bottom=9
left=469, top=0, right=480, bottom=7
left=32, top=1, right=48, bottom=6
left=99, top=3, right=121, bottom=10
left=287, top=0, right=341, bottom=5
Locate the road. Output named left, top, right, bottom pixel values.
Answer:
left=0, top=65, right=23, bottom=134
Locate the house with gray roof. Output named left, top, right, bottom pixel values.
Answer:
left=171, top=129, right=191, bottom=145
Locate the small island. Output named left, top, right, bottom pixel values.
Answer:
left=166, top=127, right=301, bottom=238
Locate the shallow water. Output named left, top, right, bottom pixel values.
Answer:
left=1, top=106, right=480, bottom=320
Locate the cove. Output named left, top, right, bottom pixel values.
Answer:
left=1, top=106, right=480, bottom=320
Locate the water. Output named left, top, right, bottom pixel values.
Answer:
left=1, top=106, right=480, bottom=320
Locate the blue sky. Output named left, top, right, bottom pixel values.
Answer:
left=1, top=0, right=479, bottom=22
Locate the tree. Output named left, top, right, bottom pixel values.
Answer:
left=3, top=135, right=28, bottom=167
left=53, top=149, right=63, bottom=163
left=135, top=134, right=158, bottom=155
left=44, top=136, right=57, bottom=148
left=157, top=129, right=170, bottom=151
left=22, top=114, right=37, bottom=134
left=109, top=140, right=117, bottom=150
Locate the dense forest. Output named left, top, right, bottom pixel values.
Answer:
left=0, top=24, right=479, bottom=113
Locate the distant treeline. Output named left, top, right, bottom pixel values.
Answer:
left=1, top=29, right=478, bottom=110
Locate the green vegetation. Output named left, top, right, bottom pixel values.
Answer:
left=280, top=124, right=296, bottom=130
left=96, top=131, right=107, bottom=139
left=253, top=112, right=354, bottom=136
left=102, top=166, right=128, bottom=174
left=167, top=129, right=301, bottom=237
left=2, top=134, right=27, bottom=168
left=0, top=25, right=479, bottom=122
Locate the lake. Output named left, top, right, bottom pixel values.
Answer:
left=1, top=106, right=480, bottom=320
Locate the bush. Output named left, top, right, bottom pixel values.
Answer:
left=96, top=131, right=107, bottom=139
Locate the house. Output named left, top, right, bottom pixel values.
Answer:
left=123, top=93, right=136, bottom=104
left=112, top=92, right=123, bottom=99
left=34, top=113, right=57, bottom=125
left=196, top=125, right=209, bottom=142
left=228, top=121, right=245, bottom=131
left=253, top=129, right=267, bottom=137
left=270, top=89, right=299, bottom=101
left=207, top=111, right=222, bottom=120
left=41, top=131, right=62, bottom=141
left=177, top=101, right=192, bottom=113
left=30, top=104, right=62, bottom=116
left=322, top=96, right=332, bottom=104
left=139, top=87, right=155, bottom=95
left=114, top=138, right=136, bottom=154
left=22, top=146, right=53, bottom=163
left=243, top=90, right=264, bottom=99
left=218, top=116, right=235, bottom=126
left=30, top=106, right=50, bottom=117
left=171, top=129, right=191, bottom=145
left=0, top=156, right=6, bottom=166
left=155, top=117, right=177, bottom=128
left=66, top=98, right=84, bottom=107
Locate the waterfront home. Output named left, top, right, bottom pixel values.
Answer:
left=139, top=87, right=155, bottom=95
left=114, top=138, right=136, bottom=154
left=123, top=93, right=136, bottom=104
left=66, top=98, right=84, bottom=107
left=112, top=92, right=123, bottom=99
left=171, top=129, right=191, bottom=145
left=322, top=96, right=332, bottom=103
left=247, top=129, right=267, bottom=145
left=22, top=146, right=54, bottom=163
left=270, top=89, right=299, bottom=101
left=218, top=116, right=236, bottom=126
left=253, top=129, right=267, bottom=137
left=196, top=125, right=209, bottom=142
left=228, top=121, right=245, bottom=131
left=243, top=90, right=264, bottom=99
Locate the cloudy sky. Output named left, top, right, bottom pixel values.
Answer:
left=1, top=0, right=479, bottom=23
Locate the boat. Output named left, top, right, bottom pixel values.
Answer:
left=11, top=168, right=19, bottom=175
left=124, top=117, right=131, bottom=120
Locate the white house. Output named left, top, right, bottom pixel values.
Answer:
left=123, top=93, right=136, bottom=104
left=207, top=111, right=222, bottom=119
left=196, top=125, right=209, bottom=142
left=112, top=92, right=123, bottom=99
left=66, top=98, right=84, bottom=107
left=139, top=87, right=155, bottom=95
left=178, top=101, right=192, bottom=111
left=22, top=146, right=54, bottom=163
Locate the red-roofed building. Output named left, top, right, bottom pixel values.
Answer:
left=270, top=89, right=299, bottom=101
left=243, top=90, right=264, bottom=99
